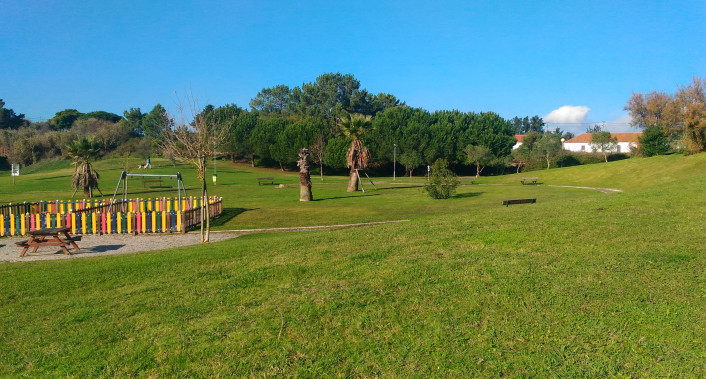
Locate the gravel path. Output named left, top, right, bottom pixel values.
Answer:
left=0, top=233, right=243, bottom=263
left=546, top=185, right=623, bottom=194
left=0, top=220, right=410, bottom=263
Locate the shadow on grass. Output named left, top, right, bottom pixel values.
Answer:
left=314, top=193, right=382, bottom=202
left=37, top=175, right=72, bottom=180
left=373, top=185, right=424, bottom=191
left=91, top=244, right=126, bottom=253
left=210, top=208, right=254, bottom=227
left=453, top=192, right=482, bottom=199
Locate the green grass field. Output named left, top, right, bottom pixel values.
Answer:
left=1, top=154, right=705, bottom=377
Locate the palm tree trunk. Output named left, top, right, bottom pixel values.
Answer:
left=347, top=168, right=358, bottom=192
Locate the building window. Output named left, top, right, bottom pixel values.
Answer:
left=617, top=145, right=621, bottom=153
left=580, top=145, right=585, bottom=152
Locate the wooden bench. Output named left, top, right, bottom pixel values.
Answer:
left=142, top=179, right=163, bottom=188
left=502, top=198, right=536, bottom=207
left=257, top=177, right=275, bottom=185
left=521, top=177, right=539, bottom=185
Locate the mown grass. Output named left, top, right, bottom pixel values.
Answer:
left=0, top=154, right=705, bottom=377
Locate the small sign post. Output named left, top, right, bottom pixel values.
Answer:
left=11, top=164, right=19, bottom=184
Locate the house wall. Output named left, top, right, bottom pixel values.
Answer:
left=564, top=142, right=636, bottom=153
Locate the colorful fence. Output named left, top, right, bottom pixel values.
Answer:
left=0, top=196, right=223, bottom=237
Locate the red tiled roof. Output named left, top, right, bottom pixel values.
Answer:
left=514, top=134, right=525, bottom=143
left=565, top=132, right=641, bottom=143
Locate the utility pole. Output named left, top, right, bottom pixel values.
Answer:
left=393, top=143, right=397, bottom=181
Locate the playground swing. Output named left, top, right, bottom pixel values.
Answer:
left=108, top=171, right=188, bottom=213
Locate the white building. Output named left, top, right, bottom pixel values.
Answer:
left=512, top=134, right=525, bottom=149
left=563, top=133, right=641, bottom=153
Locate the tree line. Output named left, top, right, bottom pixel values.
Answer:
left=2, top=73, right=704, bottom=174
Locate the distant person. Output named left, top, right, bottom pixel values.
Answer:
left=146, top=156, right=152, bottom=169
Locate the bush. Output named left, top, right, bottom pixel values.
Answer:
left=638, top=125, right=670, bottom=157
left=424, top=158, right=459, bottom=199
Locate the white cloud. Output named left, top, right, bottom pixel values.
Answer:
left=544, top=105, right=590, bottom=124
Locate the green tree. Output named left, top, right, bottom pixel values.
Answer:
left=638, top=124, right=670, bottom=156
left=50, top=109, right=83, bottom=130
left=293, top=72, right=364, bottom=122
left=249, top=85, right=294, bottom=115
left=142, top=104, right=170, bottom=139
left=511, top=115, right=544, bottom=134
left=0, top=99, right=29, bottom=129
left=424, top=158, right=459, bottom=199
left=398, top=150, right=423, bottom=177
left=122, top=108, right=145, bottom=136
left=464, top=145, right=493, bottom=178
left=250, top=118, right=289, bottom=163
left=589, top=126, right=618, bottom=162
left=227, top=110, right=258, bottom=166
left=65, top=137, right=102, bottom=198
left=512, top=131, right=541, bottom=172
left=535, top=132, right=562, bottom=169
left=79, top=111, right=122, bottom=123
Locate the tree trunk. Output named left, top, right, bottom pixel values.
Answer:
left=250, top=156, right=255, bottom=167
left=298, top=148, right=313, bottom=201
left=320, top=161, right=324, bottom=181
left=279, top=161, right=284, bottom=171
left=476, top=163, right=481, bottom=179
left=347, top=168, right=359, bottom=192
left=200, top=155, right=209, bottom=243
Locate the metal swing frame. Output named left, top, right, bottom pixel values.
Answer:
left=108, top=171, right=188, bottom=213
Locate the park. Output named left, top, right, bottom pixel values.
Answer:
left=2, top=1, right=705, bottom=375
left=0, top=150, right=704, bottom=376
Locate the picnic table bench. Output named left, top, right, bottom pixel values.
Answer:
left=15, top=227, right=82, bottom=257
left=142, top=178, right=163, bottom=188
left=257, top=177, right=275, bottom=185
left=502, top=198, right=536, bottom=207
left=521, top=177, right=539, bottom=185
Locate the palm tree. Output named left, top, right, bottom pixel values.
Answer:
left=65, top=137, right=102, bottom=198
left=339, top=113, right=372, bottom=192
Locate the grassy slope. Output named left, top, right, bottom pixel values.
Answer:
left=0, top=154, right=705, bottom=377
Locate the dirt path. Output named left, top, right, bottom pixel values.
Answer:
left=546, top=185, right=623, bottom=194
left=0, top=220, right=409, bottom=263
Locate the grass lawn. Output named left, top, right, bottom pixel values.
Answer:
left=0, top=154, right=705, bottom=376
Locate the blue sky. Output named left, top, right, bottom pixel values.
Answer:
left=1, top=0, right=704, bottom=134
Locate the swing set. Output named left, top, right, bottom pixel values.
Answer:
left=108, top=171, right=188, bottom=213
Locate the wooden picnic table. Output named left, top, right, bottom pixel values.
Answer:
left=16, top=227, right=82, bottom=257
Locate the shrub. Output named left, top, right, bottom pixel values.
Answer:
left=638, top=124, right=670, bottom=157
left=424, top=158, right=459, bottom=199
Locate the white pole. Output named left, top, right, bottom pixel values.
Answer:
left=393, top=144, right=396, bottom=181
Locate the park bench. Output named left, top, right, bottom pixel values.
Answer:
left=257, top=177, right=275, bottom=185
left=502, top=198, right=536, bottom=207
left=521, top=177, right=539, bottom=185
left=142, top=178, right=163, bottom=188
